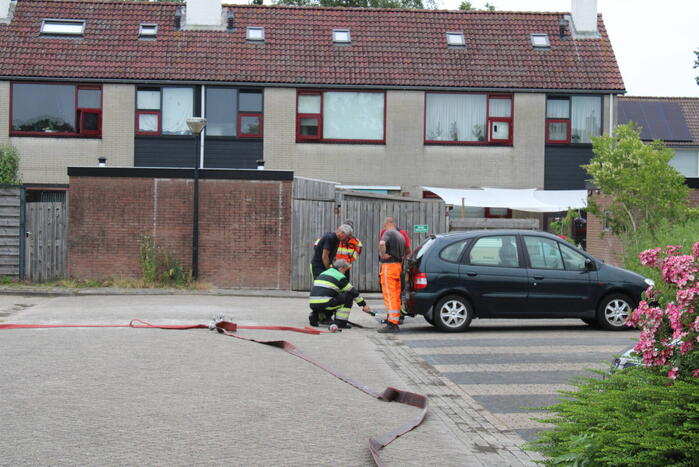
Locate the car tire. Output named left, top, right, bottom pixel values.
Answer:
left=433, top=295, right=473, bottom=332
left=596, top=293, right=634, bottom=330
left=423, top=313, right=435, bottom=325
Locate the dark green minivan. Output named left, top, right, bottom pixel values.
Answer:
left=406, top=230, right=653, bottom=332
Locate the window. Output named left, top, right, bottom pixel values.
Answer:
left=40, top=19, right=86, bottom=36
left=247, top=27, right=264, bottom=41
left=332, top=29, right=351, bottom=44
left=469, top=235, right=519, bottom=267
left=446, top=32, right=465, bottom=47
left=530, top=33, right=550, bottom=48
left=136, top=87, right=194, bottom=135
left=439, top=239, right=470, bottom=263
left=669, top=149, right=699, bottom=177
left=296, top=91, right=385, bottom=142
left=485, top=208, right=512, bottom=218
left=425, top=93, right=513, bottom=144
left=546, top=95, right=601, bottom=144
left=11, top=83, right=101, bottom=137
left=203, top=88, right=263, bottom=138
left=139, top=24, right=158, bottom=39
left=560, top=243, right=588, bottom=271
left=524, top=236, right=564, bottom=270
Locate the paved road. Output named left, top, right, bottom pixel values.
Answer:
left=385, top=314, right=640, bottom=442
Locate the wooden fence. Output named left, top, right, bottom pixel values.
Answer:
left=291, top=178, right=448, bottom=291
left=25, top=202, right=68, bottom=282
left=0, top=187, right=21, bottom=278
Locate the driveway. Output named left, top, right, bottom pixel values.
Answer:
left=0, top=294, right=540, bottom=466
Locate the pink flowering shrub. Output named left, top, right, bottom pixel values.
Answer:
left=627, top=242, right=699, bottom=379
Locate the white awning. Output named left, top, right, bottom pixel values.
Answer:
left=422, top=187, right=587, bottom=213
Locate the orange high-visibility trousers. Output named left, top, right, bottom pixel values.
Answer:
left=380, top=262, right=402, bottom=325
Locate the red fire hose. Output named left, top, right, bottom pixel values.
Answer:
left=0, top=319, right=428, bottom=466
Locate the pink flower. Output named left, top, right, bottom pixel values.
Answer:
left=692, top=242, right=699, bottom=259
left=668, top=367, right=679, bottom=379
left=660, top=255, right=697, bottom=288
left=666, top=245, right=683, bottom=256
left=693, top=369, right=699, bottom=378
left=639, top=248, right=662, bottom=267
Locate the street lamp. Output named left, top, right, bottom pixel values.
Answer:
left=186, top=117, right=207, bottom=280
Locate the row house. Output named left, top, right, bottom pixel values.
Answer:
left=0, top=0, right=624, bottom=212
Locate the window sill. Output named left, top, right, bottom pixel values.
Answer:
left=296, top=139, right=385, bottom=145
left=10, top=133, right=101, bottom=139
left=425, top=141, right=513, bottom=147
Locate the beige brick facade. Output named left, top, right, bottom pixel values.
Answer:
left=263, top=88, right=547, bottom=196
left=0, top=82, right=134, bottom=184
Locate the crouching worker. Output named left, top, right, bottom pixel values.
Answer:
left=308, top=259, right=372, bottom=329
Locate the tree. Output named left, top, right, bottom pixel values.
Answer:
left=0, top=144, right=21, bottom=185
left=458, top=1, right=473, bottom=9
left=459, top=1, right=495, bottom=10
left=582, top=123, right=690, bottom=246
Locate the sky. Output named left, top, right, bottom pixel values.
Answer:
left=436, top=0, right=699, bottom=97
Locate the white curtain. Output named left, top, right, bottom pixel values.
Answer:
left=162, top=87, right=193, bottom=135
left=489, top=98, right=511, bottom=118
left=137, top=90, right=160, bottom=110
left=323, top=92, right=383, bottom=140
left=571, top=96, right=601, bottom=143
left=138, top=114, right=158, bottom=133
left=298, top=94, right=321, bottom=114
left=670, top=149, right=699, bottom=177
left=546, top=99, right=569, bottom=118
left=426, top=94, right=486, bottom=142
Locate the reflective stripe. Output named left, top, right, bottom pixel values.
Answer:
left=340, top=283, right=353, bottom=293
left=309, top=297, right=332, bottom=304
left=335, top=307, right=350, bottom=320
left=313, top=280, right=339, bottom=291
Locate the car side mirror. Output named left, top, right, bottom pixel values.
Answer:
left=585, top=259, right=595, bottom=271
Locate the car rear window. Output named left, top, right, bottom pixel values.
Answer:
left=439, top=239, right=470, bottom=263
left=414, top=237, right=437, bottom=260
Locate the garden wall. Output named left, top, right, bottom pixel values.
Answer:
left=68, top=168, right=293, bottom=288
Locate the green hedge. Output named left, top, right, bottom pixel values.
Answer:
left=528, top=368, right=699, bottom=466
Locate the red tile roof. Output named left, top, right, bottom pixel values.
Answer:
left=0, top=0, right=625, bottom=91
left=619, top=96, right=699, bottom=146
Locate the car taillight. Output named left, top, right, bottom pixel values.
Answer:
left=414, top=273, right=428, bottom=289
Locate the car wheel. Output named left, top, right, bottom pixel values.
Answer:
left=433, top=295, right=473, bottom=332
left=596, top=294, right=634, bottom=330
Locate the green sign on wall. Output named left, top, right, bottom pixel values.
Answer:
left=413, top=224, right=429, bottom=233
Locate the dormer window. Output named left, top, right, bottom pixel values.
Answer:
left=247, top=27, right=265, bottom=42
left=332, top=29, right=351, bottom=44
left=40, top=19, right=86, bottom=36
left=139, top=24, right=158, bottom=39
left=446, top=32, right=465, bottom=47
left=531, top=33, right=550, bottom=48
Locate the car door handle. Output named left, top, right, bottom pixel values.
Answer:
left=466, top=272, right=478, bottom=277
left=533, top=275, right=544, bottom=280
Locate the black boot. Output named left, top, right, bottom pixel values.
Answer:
left=308, top=311, right=319, bottom=327
left=335, top=320, right=352, bottom=329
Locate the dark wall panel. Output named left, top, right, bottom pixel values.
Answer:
left=135, top=138, right=196, bottom=168
left=204, top=139, right=262, bottom=169
left=544, top=146, right=595, bottom=190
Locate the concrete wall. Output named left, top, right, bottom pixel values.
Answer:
left=263, top=88, right=547, bottom=196
left=68, top=170, right=292, bottom=288
left=0, top=82, right=134, bottom=184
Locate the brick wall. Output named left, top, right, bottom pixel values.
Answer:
left=68, top=169, right=292, bottom=289
left=587, top=188, right=699, bottom=266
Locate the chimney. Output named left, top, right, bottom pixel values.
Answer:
left=0, top=0, right=15, bottom=23
left=184, top=0, right=225, bottom=30
left=570, top=0, right=599, bottom=38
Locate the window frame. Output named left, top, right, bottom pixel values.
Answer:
left=546, top=95, right=603, bottom=144
left=10, top=82, right=103, bottom=138
left=465, top=234, right=521, bottom=269
left=238, top=112, right=263, bottom=138
left=40, top=19, right=86, bottom=36
left=424, top=92, right=514, bottom=146
left=295, top=89, right=386, bottom=144
left=135, top=110, right=161, bottom=136
left=485, top=208, right=512, bottom=219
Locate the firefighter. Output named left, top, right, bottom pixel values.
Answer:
left=335, top=219, right=363, bottom=281
left=308, top=259, right=371, bottom=329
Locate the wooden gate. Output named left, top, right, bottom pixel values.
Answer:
left=291, top=178, right=448, bottom=291
left=0, top=187, right=21, bottom=278
left=25, top=202, right=68, bottom=282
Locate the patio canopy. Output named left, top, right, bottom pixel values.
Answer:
left=422, top=187, right=588, bottom=213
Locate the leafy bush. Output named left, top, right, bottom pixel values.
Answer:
left=139, top=236, right=192, bottom=287
left=0, top=144, right=22, bottom=185
left=529, top=368, right=699, bottom=466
